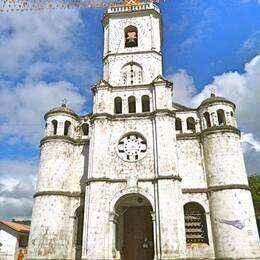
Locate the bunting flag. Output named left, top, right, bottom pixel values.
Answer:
left=219, top=218, right=245, bottom=230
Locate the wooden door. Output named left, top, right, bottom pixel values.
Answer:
left=122, top=206, right=154, bottom=260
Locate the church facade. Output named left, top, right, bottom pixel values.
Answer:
left=27, top=3, right=260, bottom=260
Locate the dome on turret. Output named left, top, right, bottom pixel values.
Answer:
left=199, top=94, right=235, bottom=109
left=44, top=103, right=78, bottom=120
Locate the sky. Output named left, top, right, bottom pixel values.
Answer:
left=0, top=0, right=260, bottom=220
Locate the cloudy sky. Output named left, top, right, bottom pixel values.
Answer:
left=0, top=0, right=260, bottom=220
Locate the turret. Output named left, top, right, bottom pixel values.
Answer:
left=199, top=94, right=260, bottom=258
left=27, top=104, right=87, bottom=260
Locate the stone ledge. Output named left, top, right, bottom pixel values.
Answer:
left=90, top=109, right=176, bottom=121
left=40, top=135, right=90, bottom=146
left=138, top=175, right=182, bottom=183
left=103, top=49, right=162, bottom=61
left=201, top=126, right=240, bottom=137
left=86, top=178, right=127, bottom=185
left=33, top=191, right=81, bottom=198
left=182, top=184, right=250, bottom=194
left=176, top=133, right=200, bottom=140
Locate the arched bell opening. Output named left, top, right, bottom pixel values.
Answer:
left=114, top=193, right=154, bottom=260
left=125, top=25, right=138, bottom=48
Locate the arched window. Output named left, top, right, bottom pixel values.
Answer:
left=141, top=95, right=150, bottom=112
left=121, top=62, right=143, bottom=85
left=184, top=202, right=209, bottom=244
left=114, top=97, right=122, bottom=114
left=204, top=112, right=211, bottom=128
left=82, top=123, right=89, bottom=136
left=125, top=25, right=138, bottom=48
left=217, top=109, right=226, bottom=126
left=64, top=121, right=71, bottom=136
left=128, top=96, right=136, bottom=113
left=52, top=120, right=58, bottom=135
left=175, top=118, right=182, bottom=132
left=187, top=117, right=195, bottom=132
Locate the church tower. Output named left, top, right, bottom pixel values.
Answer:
left=83, top=3, right=185, bottom=259
left=27, top=1, right=260, bottom=260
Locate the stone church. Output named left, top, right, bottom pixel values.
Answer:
left=27, top=2, right=260, bottom=260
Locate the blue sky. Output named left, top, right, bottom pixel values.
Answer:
left=0, top=0, right=260, bottom=219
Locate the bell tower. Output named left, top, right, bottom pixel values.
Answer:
left=102, top=2, right=163, bottom=86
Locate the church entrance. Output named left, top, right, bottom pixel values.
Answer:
left=115, top=194, right=154, bottom=260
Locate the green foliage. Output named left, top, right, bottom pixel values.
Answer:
left=248, top=175, right=260, bottom=203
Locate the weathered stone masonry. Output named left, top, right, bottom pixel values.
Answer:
left=28, top=3, right=260, bottom=260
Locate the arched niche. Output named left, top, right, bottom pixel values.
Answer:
left=121, top=62, right=143, bottom=85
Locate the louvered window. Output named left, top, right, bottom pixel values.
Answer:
left=184, top=202, right=209, bottom=244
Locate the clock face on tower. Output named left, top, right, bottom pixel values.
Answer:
left=117, top=133, right=147, bottom=162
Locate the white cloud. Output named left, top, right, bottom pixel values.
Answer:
left=241, top=132, right=260, bottom=153
left=240, top=30, right=260, bottom=56
left=170, top=69, right=197, bottom=105
left=0, top=10, right=83, bottom=75
left=170, top=54, right=260, bottom=173
left=0, top=80, right=86, bottom=145
left=0, top=159, right=38, bottom=219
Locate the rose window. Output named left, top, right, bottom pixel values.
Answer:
left=118, top=134, right=147, bottom=162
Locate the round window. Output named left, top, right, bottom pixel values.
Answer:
left=118, top=133, right=147, bottom=162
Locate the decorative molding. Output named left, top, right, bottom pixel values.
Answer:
left=182, top=184, right=250, bottom=194
left=90, top=109, right=176, bottom=122
left=138, top=175, right=182, bottom=183
left=86, top=178, right=127, bottom=185
left=201, top=126, right=241, bottom=137
left=103, top=49, right=162, bottom=61
left=40, top=136, right=90, bottom=147
left=34, top=191, right=81, bottom=198
left=176, top=133, right=200, bottom=140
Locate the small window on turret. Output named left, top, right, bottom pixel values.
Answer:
left=125, top=26, right=138, bottom=48
left=52, top=120, right=58, bottom=135
left=175, top=118, right=182, bottom=132
left=64, top=121, right=71, bottom=136
left=204, top=112, right=211, bottom=128
left=217, top=109, right=226, bottom=126
left=82, top=123, right=89, bottom=136
left=187, top=117, right=195, bottom=132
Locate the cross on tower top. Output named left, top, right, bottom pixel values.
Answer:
left=61, top=98, right=67, bottom=107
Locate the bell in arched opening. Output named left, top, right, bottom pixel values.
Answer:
left=125, top=26, right=138, bottom=48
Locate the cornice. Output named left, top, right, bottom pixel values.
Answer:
left=103, top=49, right=162, bottom=61
left=40, top=135, right=89, bottom=147
left=138, top=175, right=182, bottom=183
left=34, top=191, right=81, bottom=198
left=201, top=126, right=241, bottom=137
left=84, top=175, right=182, bottom=185
left=176, top=133, right=201, bottom=140
left=102, top=6, right=161, bottom=27
left=89, top=109, right=176, bottom=121
left=86, top=178, right=127, bottom=185
left=182, top=184, right=250, bottom=194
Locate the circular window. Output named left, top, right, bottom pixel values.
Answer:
left=118, top=133, right=147, bottom=162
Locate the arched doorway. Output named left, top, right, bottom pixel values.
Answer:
left=74, top=206, right=84, bottom=260
left=115, top=194, right=154, bottom=260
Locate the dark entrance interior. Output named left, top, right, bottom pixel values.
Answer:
left=115, top=194, right=154, bottom=260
